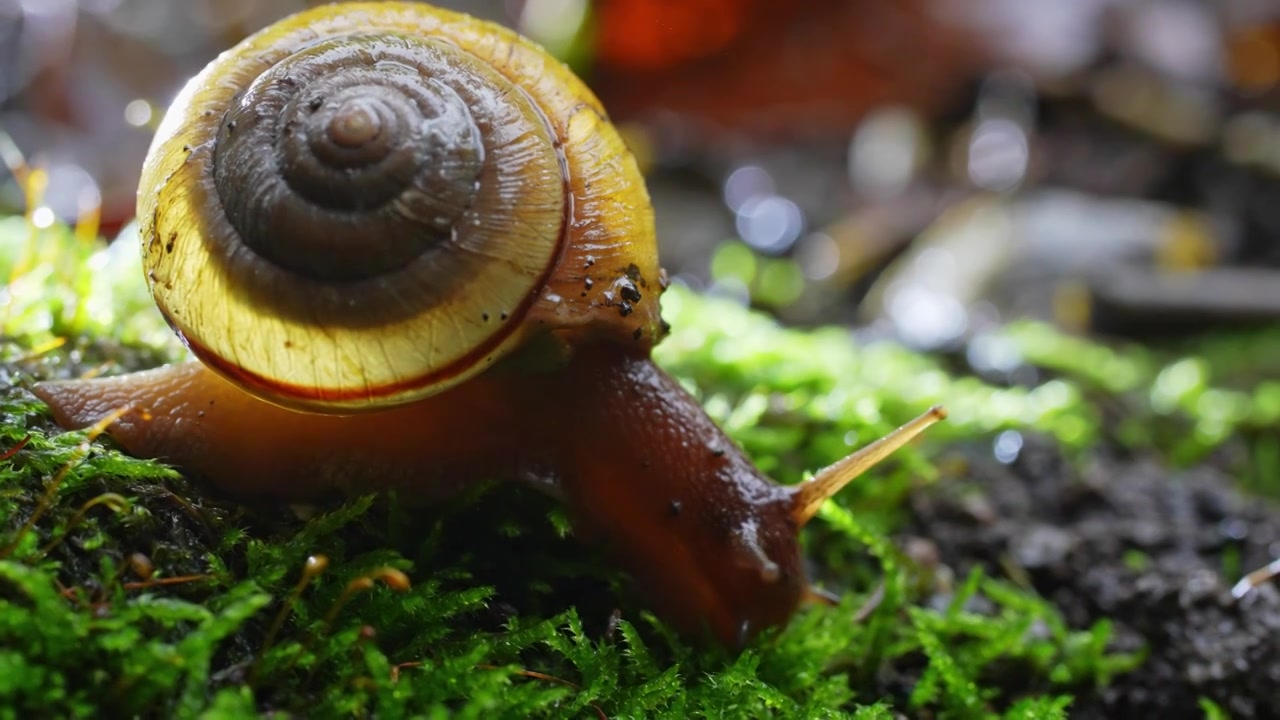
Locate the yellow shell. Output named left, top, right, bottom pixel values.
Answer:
left=139, top=2, right=662, bottom=412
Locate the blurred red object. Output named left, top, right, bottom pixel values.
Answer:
left=588, top=0, right=984, bottom=142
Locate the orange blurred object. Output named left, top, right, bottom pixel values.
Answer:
left=589, top=0, right=984, bottom=141
left=593, top=0, right=749, bottom=71
left=1225, top=22, right=1280, bottom=93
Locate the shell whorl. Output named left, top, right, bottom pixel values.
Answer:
left=214, top=34, right=492, bottom=282
left=138, top=3, right=664, bottom=412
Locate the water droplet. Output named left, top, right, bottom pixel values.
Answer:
left=993, top=430, right=1024, bottom=464
left=735, top=195, right=803, bottom=255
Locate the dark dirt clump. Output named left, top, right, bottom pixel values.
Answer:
left=905, top=436, right=1280, bottom=718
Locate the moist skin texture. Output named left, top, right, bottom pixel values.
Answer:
left=34, top=343, right=807, bottom=646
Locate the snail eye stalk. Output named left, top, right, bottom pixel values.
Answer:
left=790, top=406, right=947, bottom=526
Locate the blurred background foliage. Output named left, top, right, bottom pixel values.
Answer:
left=3, top=0, right=1280, bottom=338
left=4, top=0, right=1279, bottom=473
left=4, top=2, right=1280, bottom=716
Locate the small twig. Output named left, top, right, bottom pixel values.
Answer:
left=0, top=435, right=31, bottom=462
left=477, top=664, right=609, bottom=720
left=852, top=583, right=886, bottom=623
left=122, top=574, right=213, bottom=591
left=390, top=660, right=422, bottom=683
left=1232, top=558, right=1280, bottom=599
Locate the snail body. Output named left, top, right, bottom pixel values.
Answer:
left=33, top=3, right=944, bottom=647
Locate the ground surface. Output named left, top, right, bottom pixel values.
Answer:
left=908, top=436, right=1280, bottom=718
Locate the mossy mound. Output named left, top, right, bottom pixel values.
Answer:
left=2, top=217, right=1277, bottom=717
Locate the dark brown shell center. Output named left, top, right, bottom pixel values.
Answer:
left=211, top=34, right=485, bottom=283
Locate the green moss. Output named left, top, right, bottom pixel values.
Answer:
left=3, top=217, right=1268, bottom=717
left=999, top=319, right=1280, bottom=470
left=1199, top=697, right=1231, bottom=720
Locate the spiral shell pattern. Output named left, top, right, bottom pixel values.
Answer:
left=138, top=3, right=662, bottom=411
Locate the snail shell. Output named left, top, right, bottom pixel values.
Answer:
left=140, top=2, right=663, bottom=411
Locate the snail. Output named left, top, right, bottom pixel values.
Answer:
left=31, top=2, right=946, bottom=647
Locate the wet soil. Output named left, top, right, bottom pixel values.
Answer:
left=905, top=436, right=1280, bottom=718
